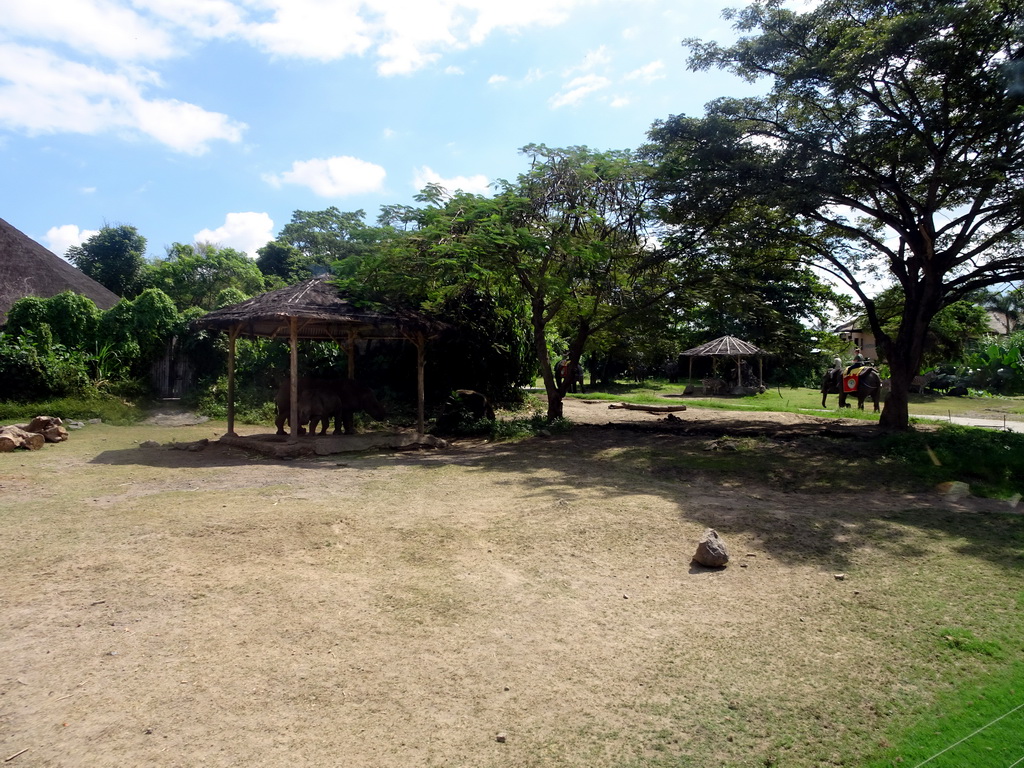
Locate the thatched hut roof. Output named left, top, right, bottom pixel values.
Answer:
left=681, top=335, right=764, bottom=357
left=192, top=277, right=445, bottom=437
left=193, top=276, right=442, bottom=341
left=0, top=216, right=120, bottom=323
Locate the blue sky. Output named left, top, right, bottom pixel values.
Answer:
left=1, top=0, right=765, bottom=263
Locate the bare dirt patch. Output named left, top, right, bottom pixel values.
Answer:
left=1, top=404, right=1017, bottom=767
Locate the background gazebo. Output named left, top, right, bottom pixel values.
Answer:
left=194, top=277, right=443, bottom=436
left=679, top=335, right=765, bottom=392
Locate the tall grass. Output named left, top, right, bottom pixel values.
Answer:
left=0, top=394, right=144, bottom=425
left=879, top=424, right=1024, bottom=498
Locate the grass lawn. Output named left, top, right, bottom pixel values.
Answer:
left=557, top=378, right=1024, bottom=423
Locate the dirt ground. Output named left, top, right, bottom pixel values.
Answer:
left=1, top=401, right=1017, bottom=767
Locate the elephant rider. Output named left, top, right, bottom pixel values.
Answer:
left=554, top=357, right=568, bottom=389
left=846, top=348, right=868, bottom=376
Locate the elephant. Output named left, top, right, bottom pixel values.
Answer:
left=821, top=365, right=883, bottom=411
left=275, top=378, right=386, bottom=435
left=555, top=359, right=585, bottom=393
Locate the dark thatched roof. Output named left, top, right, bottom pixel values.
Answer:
left=681, top=335, right=765, bottom=357
left=193, top=277, right=443, bottom=341
left=0, top=216, right=120, bottom=323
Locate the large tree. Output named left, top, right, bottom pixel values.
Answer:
left=275, top=208, right=386, bottom=277
left=145, top=243, right=265, bottom=311
left=66, top=225, right=148, bottom=299
left=458, top=145, right=670, bottom=419
left=648, top=0, right=1024, bottom=429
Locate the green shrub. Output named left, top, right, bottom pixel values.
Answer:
left=490, top=414, right=572, bottom=440
left=193, top=375, right=277, bottom=425
left=0, top=330, right=92, bottom=401
left=0, top=394, right=143, bottom=425
left=880, top=424, right=1024, bottom=497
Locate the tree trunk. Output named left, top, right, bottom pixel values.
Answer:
left=879, top=374, right=910, bottom=430
left=530, top=301, right=564, bottom=421
left=878, top=281, right=941, bottom=431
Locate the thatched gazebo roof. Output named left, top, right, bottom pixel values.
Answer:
left=680, top=335, right=766, bottom=391
left=680, top=335, right=764, bottom=357
left=0, top=216, right=120, bottom=323
left=195, top=276, right=443, bottom=342
left=193, top=277, right=445, bottom=436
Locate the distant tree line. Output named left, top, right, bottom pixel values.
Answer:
left=4, top=0, right=1024, bottom=428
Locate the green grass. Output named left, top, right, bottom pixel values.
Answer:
left=879, top=424, right=1024, bottom=498
left=867, top=662, right=1024, bottom=767
left=0, top=393, right=145, bottom=425
left=557, top=378, right=1024, bottom=423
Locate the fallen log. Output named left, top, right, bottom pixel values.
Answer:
left=608, top=403, right=687, bottom=413
left=0, top=426, right=45, bottom=451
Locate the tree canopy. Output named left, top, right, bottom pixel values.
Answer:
left=647, top=0, right=1024, bottom=428
left=432, top=145, right=671, bottom=418
left=66, top=224, right=148, bottom=299
left=274, top=208, right=387, bottom=278
left=146, top=243, right=266, bottom=311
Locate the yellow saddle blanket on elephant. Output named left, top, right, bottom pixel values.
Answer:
left=842, top=366, right=868, bottom=392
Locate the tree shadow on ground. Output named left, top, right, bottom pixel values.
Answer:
left=434, top=424, right=1024, bottom=574
left=89, top=420, right=1023, bottom=573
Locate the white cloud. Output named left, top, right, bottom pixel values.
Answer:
left=44, top=224, right=99, bottom=259
left=564, top=45, right=611, bottom=75
left=0, top=0, right=599, bottom=152
left=488, top=74, right=509, bottom=85
left=0, top=0, right=177, bottom=62
left=198, top=0, right=588, bottom=75
left=244, top=0, right=374, bottom=62
left=625, top=60, right=666, bottom=82
left=412, top=165, right=490, bottom=195
left=133, top=0, right=246, bottom=40
left=0, top=43, right=246, bottom=154
left=264, top=156, right=387, bottom=197
left=193, top=212, right=275, bottom=258
left=549, top=74, right=611, bottom=108
left=444, top=65, right=464, bottom=75
left=466, top=0, right=581, bottom=43
left=132, top=97, right=246, bottom=155
left=610, top=96, right=630, bottom=108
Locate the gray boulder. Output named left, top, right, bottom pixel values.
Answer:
left=692, top=528, right=729, bottom=567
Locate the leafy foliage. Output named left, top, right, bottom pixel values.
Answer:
left=274, top=208, right=389, bottom=278
left=408, top=145, right=671, bottom=419
left=66, top=224, right=148, bottom=298
left=961, top=332, right=1024, bottom=394
left=0, top=287, right=193, bottom=403
left=146, top=243, right=265, bottom=311
left=0, top=329, right=91, bottom=401
left=5, top=291, right=100, bottom=350
left=871, top=287, right=992, bottom=368
left=648, top=0, right=1024, bottom=428
left=880, top=424, right=1024, bottom=497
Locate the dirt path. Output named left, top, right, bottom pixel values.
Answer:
left=0, top=404, right=1016, bottom=768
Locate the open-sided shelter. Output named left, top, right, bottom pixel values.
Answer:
left=680, top=335, right=765, bottom=391
left=193, top=277, right=444, bottom=436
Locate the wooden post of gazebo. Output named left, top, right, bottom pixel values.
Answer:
left=415, top=331, right=426, bottom=434
left=289, top=317, right=299, bottom=439
left=226, top=327, right=239, bottom=437
left=346, top=330, right=357, bottom=379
